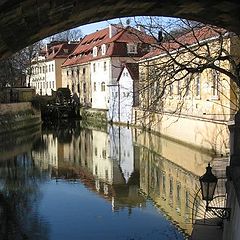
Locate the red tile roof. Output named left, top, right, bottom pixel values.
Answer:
left=141, top=26, right=228, bottom=60
left=46, top=42, right=78, bottom=60
left=62, top=25, right=156, bottom=67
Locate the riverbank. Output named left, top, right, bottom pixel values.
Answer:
left=0, top=102, right=41, bottom=134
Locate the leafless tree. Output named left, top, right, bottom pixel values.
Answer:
left=124, top=17, right=240, bottom=127
left=47, top=28, right=83, bottom=42
left=0, top=40, right=43, bottom=87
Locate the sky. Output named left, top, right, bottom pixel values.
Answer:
left=80, top=18, right=120, bottom=35
left=47, top=16, right=181, bottom=42
left=77, top=16, right=180, bottom=36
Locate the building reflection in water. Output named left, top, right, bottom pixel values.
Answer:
left=0, top=153, right=49, bottom=239
left=32, top=122, right=215, bottom=236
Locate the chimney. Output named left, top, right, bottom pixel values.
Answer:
left=109, top=24, right=117, bottom=38
left=45, top=44, right=49, bottom=57
left=137, top=25, right=145, bottom=33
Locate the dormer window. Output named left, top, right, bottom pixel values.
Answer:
left=101, top=44, right=106, bottom=55
left=127, top=44, right=137, bottom=54
left=93, top=46, right=98, bottom=57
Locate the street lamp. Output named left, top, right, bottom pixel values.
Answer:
left=199, top=163, right=231, bottom=220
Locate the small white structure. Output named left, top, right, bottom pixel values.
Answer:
left=109, top=63, right=139, bottom=124
left=108, top=125, right=135, bottom=183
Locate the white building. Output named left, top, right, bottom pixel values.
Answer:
left=90, top=25, right=153, bottom=113
left=62, top=24, right=154, bottom=115
left=108, top=63, right=139, bottom=124
left=29, top=41, right=77, bottom=95
left=92, top=125, right=135, bottom=185
left=108, top=125, right=135, bottom=183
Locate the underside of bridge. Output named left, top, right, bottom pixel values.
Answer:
left=0, top=0, right=240, bottom=57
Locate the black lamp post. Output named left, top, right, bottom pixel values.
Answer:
left=199, top=163, right=231, bottom=220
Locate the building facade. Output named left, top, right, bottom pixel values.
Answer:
left=108, top=63, right=139, bottom=124
left=29, top=41, right=77, bottom=96
left=136, top=28, right=240, bottom=154
left=62, top=24, right=155, bottom=113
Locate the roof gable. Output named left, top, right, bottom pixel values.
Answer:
left=117, top=63, right=139, bottom=82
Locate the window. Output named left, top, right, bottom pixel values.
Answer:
left=67, top=70, right=69, bottom=76
left=52, top=81, right=54, bottom=89
left=93, top=46, right=97, bottom=57
left=49, top=65, right=51, bottom=72
left=72, top=83, right=75, bottom=92
left=52, top=64, right=54, bottom=72
left=105, top=169, right=108, bottom=180
left=83, top=68, right=86, bottom=75
left=77, top=83, right=80, bottom=93
left=169, top=177, right=173, bottom=196
left=101, top=44, right=106, bottom=55
left=177, top=183, right=181, bottom=203
left=162, top=174, right=166, bottom=194
left=127, top=44, right=137, bottom=54
left=195, top=74, right=201, bottom=97
left=101, top=82, right=105, bottom=91
left=95, top=147, right=97, bottom=156
left=93, top=63, right=96, bottom=72
left=104, top=61, right=107, bottom=71
left=102, top=150, right=106, bottom=159
left=83, top=83, right=86, bottom=93
left=185, top=76, right=191, bottom=96
left=71, top=70, right=74, bottom=76
left=169, top=84, right=173, bottom=96
left=212, top=70, right=219, bottom=97
left=185, top=191, right=190, bottom=208
left=94, top=82, right=96, bottom=91
left=39, top=67, right=42, bottom=73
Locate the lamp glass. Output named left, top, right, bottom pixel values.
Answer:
left=199, top=164, right=218, bottom=202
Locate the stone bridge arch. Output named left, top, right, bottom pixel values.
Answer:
left=1, top=0, right=240, bottom=57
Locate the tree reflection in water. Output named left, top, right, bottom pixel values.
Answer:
left=0, top=153, right=49, bottom=240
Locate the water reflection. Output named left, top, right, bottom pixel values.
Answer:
left=135, top=129, right=214, bottom=235
left=35, top=123, right=146, bottom=213
left=0, top=121, right=216, bottom=239
left=0, top=154, right=50, bottom=239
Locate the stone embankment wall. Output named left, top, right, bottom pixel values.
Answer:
left=0, top=102, right=41, bottom=134
left=134, top=110, right=229, bottom=155
left=80, top=108, right=108, bottom=129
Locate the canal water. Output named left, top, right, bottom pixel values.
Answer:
left=0, top=121, right=215, bottom=240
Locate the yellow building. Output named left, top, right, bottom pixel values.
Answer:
left=61, top=63, right=91, bottom=107
left=134, top=128, right=228, bottom=235
left=136, top=27, right=240, bottom=154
